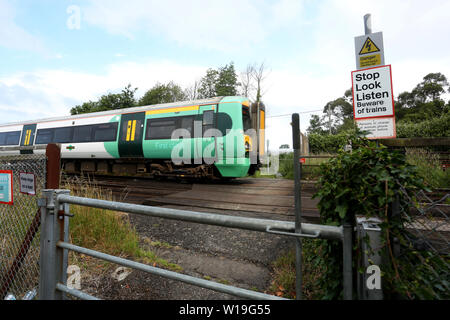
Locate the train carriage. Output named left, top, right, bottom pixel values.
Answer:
left=0, top=96, right=266, bottom=179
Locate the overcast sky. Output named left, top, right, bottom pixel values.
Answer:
left=1, top=0, right=449, bottom=150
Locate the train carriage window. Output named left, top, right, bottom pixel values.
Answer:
left=7, top=131, right=21, bottom=145
left=202, top=110, right=215, bottom=134
left=0, top=131, right=21, bottom=146
left=180, top=116, right=195, bottom=135
left=35, top=129, right=54, bottom=144
left=73, top=125, right=93, bottom=143
left=54, top=127, right=73, bottom=143
left=146, top=118, right=177, bottom=140
left=94, top=123, right=118, bottom=142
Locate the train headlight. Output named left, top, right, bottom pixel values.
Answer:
left=244, top=135, right=252, bottom=152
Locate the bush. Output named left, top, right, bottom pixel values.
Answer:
left=308, top=133, right=349, bottom=154
left=312, top=132, right=448, bottom=299
left=396, top=113, right=450, bottom=138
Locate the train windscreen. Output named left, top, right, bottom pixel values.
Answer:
left=242, top=107, right=252, bottom=132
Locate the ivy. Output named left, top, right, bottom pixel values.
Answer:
left=312, top=130, right=449, bottom=299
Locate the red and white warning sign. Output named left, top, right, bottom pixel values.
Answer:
left=352, top=65, right=394, bottom=120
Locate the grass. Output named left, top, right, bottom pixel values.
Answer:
left=65, top=177, right=181, bottom=272
left=268, top=240, right=326, bottom=300
left=405, top=148, right=450, bottom=189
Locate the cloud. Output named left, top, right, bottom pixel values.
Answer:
left=0, top=59, right=207, bottom=124
left=82, top=0, right=306, bottom=51
left=0, top=0, right=46, bottom=53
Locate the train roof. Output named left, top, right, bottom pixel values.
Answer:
left=0, top=96, right=249, bottom=128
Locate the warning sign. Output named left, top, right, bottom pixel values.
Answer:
left=359, top=37, right=380, bottom=54
left=0, top=170, right=13, bottom=205
left=19, top=172, right=36, bottom=196
left=352, top=65, right=394, bottom=120
left=354, top=32, right=384, bottom=69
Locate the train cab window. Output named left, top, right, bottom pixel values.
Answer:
left=73, top=126, right=93, bottom=143
left=35, top=129, right=54, bottom=144
left=94, top=123, right=118, bottom=142
left=0, top=131, right=21, bottom=146
left=54, top=127, right=73, bottom=143
left=146, top=119, right=177, bottom=140
left=242, top=107, right=252, bottom=132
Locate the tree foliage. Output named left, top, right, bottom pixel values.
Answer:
left=307, top=72, right=450, bottom=143
left=395, top=72, right=449, bottom=122
left=70, top=84, right=137, bottom=115
left=138, top=81, right=186, bottom=106
left=197, top=62, right=240, bottom=99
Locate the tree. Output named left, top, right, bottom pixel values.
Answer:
left=394, top=72, right=449, bottom=122
left=197, top=68, right=219, bottom=99
left=307, top=114, right=326, bottom=135
left=215, top=63, right=240, bottom=96
left=138, top=81, right=186, bottom=106
left=307, top=88, right=354, bottom=135
left=238, top=62, right=270, bottom=103
left=184, top=80, right=201, bottom=101
left=70, top=84, right=137, bottom=115
left=197, top=62, right=240, bottom=99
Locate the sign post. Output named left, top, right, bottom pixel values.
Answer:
left=352, top=14, right=396, bottom=140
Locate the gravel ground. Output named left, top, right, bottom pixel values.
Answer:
left=80, top=205, right=296, bottom=300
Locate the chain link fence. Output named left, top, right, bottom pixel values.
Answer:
left=0, top=153, right=46, bottom=300
left=393, top=185, right=450, bottom=299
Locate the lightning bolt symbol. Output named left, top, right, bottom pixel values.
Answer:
left=366, top=41, right=371, bottom=52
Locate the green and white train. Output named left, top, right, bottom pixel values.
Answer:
left=0, top=96, right=266, bottom=178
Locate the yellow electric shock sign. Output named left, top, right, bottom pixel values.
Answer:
left=126, top=120, right=137, bottom=141
left=359, top=37, right=380, bottom=55
left=24, top=130, right=32, bottom=146
left=354, top=32, right=385, bottom=69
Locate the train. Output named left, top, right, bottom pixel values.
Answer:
left=0, top=96, right=266, bottom=179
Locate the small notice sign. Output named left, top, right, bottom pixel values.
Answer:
left=356, top=117, right=396, bottom=139
left=0, top=170, right=13, bottom=205
left=20, top=172, right=36, bottom=196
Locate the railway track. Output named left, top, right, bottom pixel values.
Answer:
left=62, top=174, right=321, bottom=222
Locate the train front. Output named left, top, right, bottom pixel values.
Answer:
left=213, top=97, right=265, bottom=177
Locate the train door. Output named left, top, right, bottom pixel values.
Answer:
left=118, top=112, right=145, bottom=158
left=197, top=105, right=216, bottom=164
left=20, top=124, right=36, bottom=154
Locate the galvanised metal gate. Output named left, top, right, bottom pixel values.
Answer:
left=38, top=189, right=352, bottom=300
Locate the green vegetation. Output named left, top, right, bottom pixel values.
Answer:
left=312, top=132, right=448, bottom=299
left=70, top=61, right=269, bottom=115
left=307, top=72, right=450, bottom=152
left=66, top=179, right=181, bottom=272
left=270, top=133, right=449, bottom=299
left=269, top=240, right=326, bottom=299
left=405, top=148, right=450, bottom=188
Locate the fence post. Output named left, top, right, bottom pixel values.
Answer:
left=39, top=189, right=70, bottom=300
left=292, top=113, right=303, bottom=300
left=356, top=217, right=383, bottom=300
left=342, top=221, right=353, bottom=300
